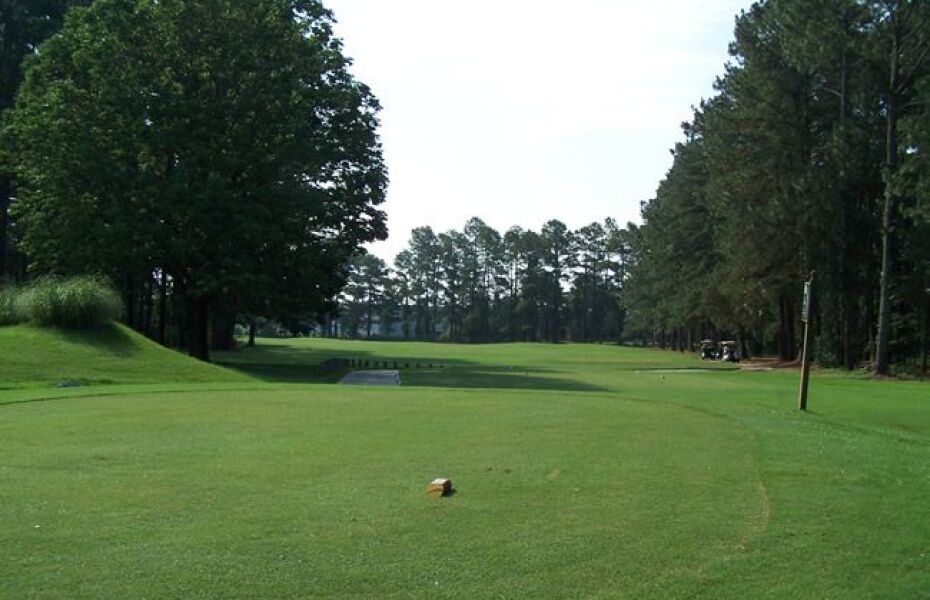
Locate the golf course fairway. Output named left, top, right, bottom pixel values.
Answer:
left=1, top=331, right=928, bottom=598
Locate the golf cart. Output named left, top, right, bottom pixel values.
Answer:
left=720, top=340, right=740, bottom=363
left=700, top=339, right=717, bottom=360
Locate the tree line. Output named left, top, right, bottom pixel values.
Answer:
left=621, top=0, right=930, bottom=374
left=338, top=0, right=930, bottom=376
left=3, top=1, right=929, bottom=375
left=336, top=218, right=629, bottom=343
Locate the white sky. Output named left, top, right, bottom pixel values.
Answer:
left=324, top=0, right=753, bottom=263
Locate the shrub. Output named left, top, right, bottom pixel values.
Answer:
left=0, top=285, right=27, bottom=326
left=19, top=276, right=124, bottom=328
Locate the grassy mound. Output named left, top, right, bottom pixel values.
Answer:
left=0, top=323, right=252, bottom=388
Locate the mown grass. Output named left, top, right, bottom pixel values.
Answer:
left=213, top=337, right=737, bottom=390
left=1, top=334, right=928, bottom=598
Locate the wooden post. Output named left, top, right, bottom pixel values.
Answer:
left=798, top=273, right=815, bottom=411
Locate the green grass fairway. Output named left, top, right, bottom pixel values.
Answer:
left=2, top=335, right=929, bottom=597
left=213, top=337, right=737, bottom=389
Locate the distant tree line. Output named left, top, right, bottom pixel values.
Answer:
left=621, top=0, right=930, bottom=375
left=335, top=218, right=629, bottom=343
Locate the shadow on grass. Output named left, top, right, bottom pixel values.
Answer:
left=213, top=343, right=609, bottom=392
left=400, top=366, right=608, bottom=392
left=212, top=344, right=454, bottom=383
left=57, top=324, right=139, bottom=357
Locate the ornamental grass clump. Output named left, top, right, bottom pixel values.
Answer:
left=0, top=285, right=27, bottom=326
left=20, top=277, right=123, bottom=328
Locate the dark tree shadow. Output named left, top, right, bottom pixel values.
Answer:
left=213, top=345, right=471, bottom=384
left=213, top=343, right=610, bottom=392
left=399, top=366, right=608, bottom=392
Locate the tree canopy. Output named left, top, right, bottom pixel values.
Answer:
left=620, top=0, right=930, bottom=373
left=4, top=0, right=387, bottom=359
left=3, top=0, right=929, bottom=375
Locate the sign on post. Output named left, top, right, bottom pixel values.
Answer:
left=798, top=273, right=814, bottom=411
left=801, top=281, right=811, bottom=323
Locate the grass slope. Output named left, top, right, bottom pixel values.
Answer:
left=1, top=336, right=928, bottom=598
left=0, top=323, right=252, bottom=388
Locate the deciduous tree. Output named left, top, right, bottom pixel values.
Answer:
left=6, top=0, right=387, bottom=360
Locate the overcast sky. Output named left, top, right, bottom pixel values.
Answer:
left=324, top=0, right=753, bottom=262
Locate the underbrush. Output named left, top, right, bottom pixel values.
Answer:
left=0, top=276, right=123, bottom=328
left=890, top=363, right=929, bottom=380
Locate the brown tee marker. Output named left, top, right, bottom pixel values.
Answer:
left=426, top=478, right=453, bottom=497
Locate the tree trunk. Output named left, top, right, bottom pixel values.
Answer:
left=14, top=245, right=27, bottom=283
left=875, top=166, right=895, bottom=372
left=777, top=296, right=798, bottom=361
left=551, top=295, right=561, bottom=343
left=922, top=291, right=929, bottom=377
left=210, top=307, right=235, bottom=351
left=778, top=298, right=788, bottom=360
left=875, top=27, right=901, bottom=376
left=582, top=287, right=589, bottom=342
left=0, top=175, right=10, bottom=279
left=248, top=319, right=256, bottom=347
left=124, top=274, right=136, bottom=330
left=188, top=297, right=210, bottom=361
left=402, top=301, right=410, bottom=339
left=840, top=288, right=852, bottom=370
left=157, top=271, right=168, bottom=345
left=366, top=301, right=373, bottom=338
left=142, top=272, right=154, bottom=337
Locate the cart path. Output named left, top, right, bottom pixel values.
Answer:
left=338, top=370, right=401, bottom=386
